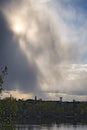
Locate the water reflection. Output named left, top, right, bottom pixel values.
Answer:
left=15, top=124, right=87, bottom=130
left=0, top=124, right=87, bottom=130
left=16, top=125, right=53, bottom=130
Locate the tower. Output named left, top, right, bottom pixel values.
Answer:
left=60, top=97, right=62, bottom=102
left=35, top=96, right=37, bottom=101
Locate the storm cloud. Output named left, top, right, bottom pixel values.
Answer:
left=0, top=3, right=38, bottom=92
left=0, top=0, right=87, bottom=100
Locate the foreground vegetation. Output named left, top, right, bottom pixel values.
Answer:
left=0, top=97, right=87, bottom=124
left=0, top=98, right=18, bottom=126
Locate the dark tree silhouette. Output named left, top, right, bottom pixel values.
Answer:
left=0, top=66, right=8, bottom=93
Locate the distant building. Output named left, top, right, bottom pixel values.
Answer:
left=35, top=96, right=37, bottom=101
left=73, top=99, right=76, bottom=103
left=60, top=97, right=63, bottom=102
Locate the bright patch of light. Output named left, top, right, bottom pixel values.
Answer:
left=8, top=15, right=26, bottom=35
left=2, top=90, right=34, bottom=100
left=13, top=23, right=24, bottom=34
left=12, top=21, right=25, bottom=35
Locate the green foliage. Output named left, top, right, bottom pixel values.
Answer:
left=0, top=66, right=18, bottom=126
left=16, top=100, right=87, bottom=123
left=0, top=97, right=18, bottom=126
left=0, top=126, right=15, bottom=130
left=0, top=98, right=87, bottom=125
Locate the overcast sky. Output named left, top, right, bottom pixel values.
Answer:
left=0, top=0, right=87, bottom=101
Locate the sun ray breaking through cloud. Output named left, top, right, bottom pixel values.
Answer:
left=0, top=0, right=87, bottom=100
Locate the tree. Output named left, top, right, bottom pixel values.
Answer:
left=0, top=66, right=18, bottom=126
left=0, top=66, right=8, bottom=93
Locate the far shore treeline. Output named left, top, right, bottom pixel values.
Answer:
left=0, top=97, right=87, bottom=125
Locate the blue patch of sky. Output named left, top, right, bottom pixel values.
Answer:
left=60, top=0, right=87, bottom=28
left=49, top=0, right=87, bottom=28
left=58, top=0, right=87, bottom=12
left=70, top=0, right=87, bottom=64
left=48, top=0, right=87, bottom=64
left=71, top=0, right=87, bottom=12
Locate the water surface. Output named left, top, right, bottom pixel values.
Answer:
left=15, top=124, right=87, bottom=130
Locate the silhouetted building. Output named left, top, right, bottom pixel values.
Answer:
left=60, top=97, right=63, bottom=102
left=35, top=96, right=37, bottom=101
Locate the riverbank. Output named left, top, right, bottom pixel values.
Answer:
left=0, top=98, right=87, bottom=124
left=16, top=99, right=87, bottom=124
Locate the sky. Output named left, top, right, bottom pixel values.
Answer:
left=0, top=0, right=87, bottom=101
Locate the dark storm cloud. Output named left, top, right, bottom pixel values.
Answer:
left=0, top=0, right=22, bottom=7
left=0, top=0, right=87, bottom=100
left=0, top=0, right=66, bottom=97
left=0, top=0, right=79, bottom=96
left=0, top=9, right=38, bottom=92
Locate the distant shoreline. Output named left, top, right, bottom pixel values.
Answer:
left=16, top=99, right=87, bottom=124
left=0, top=98, right=87, bottom=125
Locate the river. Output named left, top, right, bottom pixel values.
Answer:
left=15, top=124, right=87, bottom=130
